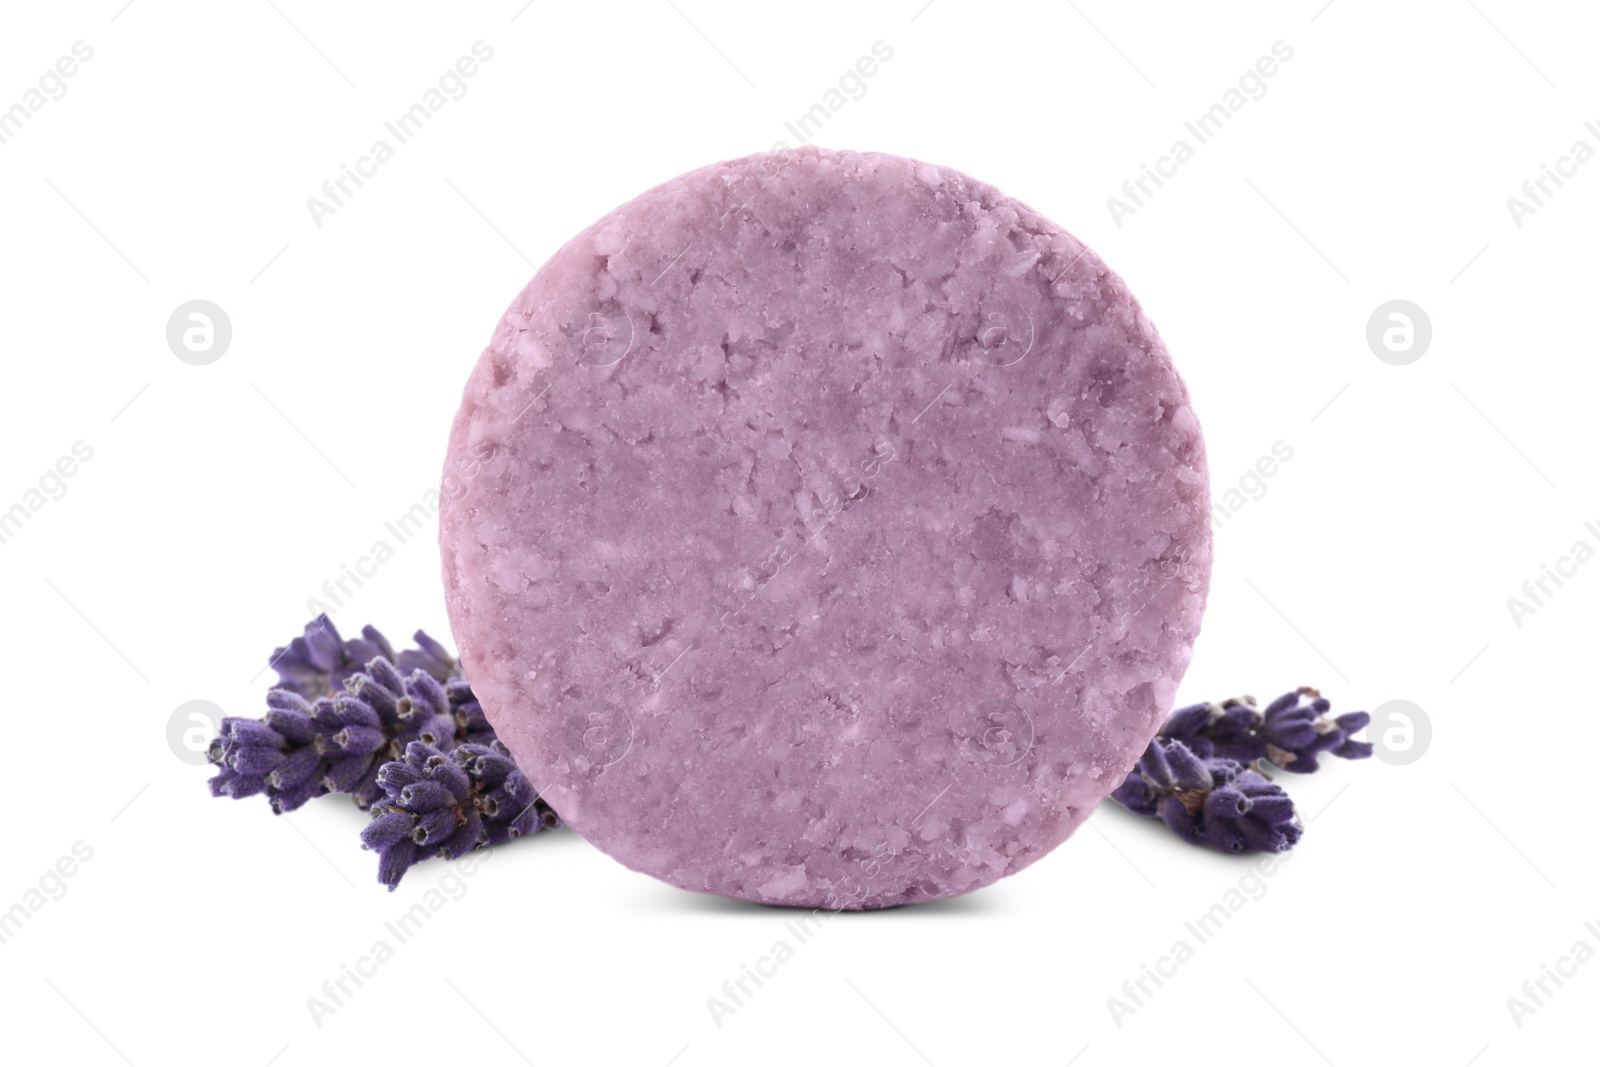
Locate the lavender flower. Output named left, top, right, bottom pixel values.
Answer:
left=1111, top=737, right=1302, bottom=854
left=395, top=629, right=459, bottom=684
left=207, top=689, right=322, bottom=810
left=1161, top=687, right=1373, bottom=773
left=211, top=617, right=512, bottom=812
left=361, top=740, right=559, bottom=889
left=267, top=614, right=396, bottom=700
left=446, top=675, right=497, bottom=746
left=211, top=657, right=487, bottom=812
left=211, top=617, right=565, bottom=889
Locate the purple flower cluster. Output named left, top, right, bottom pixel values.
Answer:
left=1111, top=739, right=1301, bottom=854
left=1161, top=688, right=1372, bottom=772
left=267, top=615, right=397, bottom=700
left=1112, top=688, right=1371, bottom=855
left=361, top=741, right=560, bottom=890
left=209, top=638, right=474, bottom=812
left=206, top=617, right=560, bottom=887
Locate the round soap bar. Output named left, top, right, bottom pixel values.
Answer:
left=440, top=147, right=1211, bottom=909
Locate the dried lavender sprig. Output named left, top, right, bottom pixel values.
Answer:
left=340, top=660, right=460, bottom=809
left=1111, top=737, right=1302, bottom=854
left=361, top=740, right=560, bottom=890
left=211, top=619, right=503, bottom=812
left=207, top=689, right=322, bottom=810
left=446, top=675, right=497, bottom=746
left=395, top=630, right=458, bottom=685
left=267, top=614, right=396, bottom=700
left=208, top=658, right=484, bottom=812
left=1161, top=687, right=1373, bottom=773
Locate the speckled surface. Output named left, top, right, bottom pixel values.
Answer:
left=440, top=146, right=1211, bottom=908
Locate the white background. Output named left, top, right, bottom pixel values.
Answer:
left=2, top=1, right=1596, bottom=1064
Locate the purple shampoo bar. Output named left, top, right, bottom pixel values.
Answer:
left=440, top=147, right=1211, bottom=908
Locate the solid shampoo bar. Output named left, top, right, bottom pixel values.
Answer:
left=440, top=147, right=1212, bottom=908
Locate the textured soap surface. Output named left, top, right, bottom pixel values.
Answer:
left=440, top=147, right=1211, bottom=908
